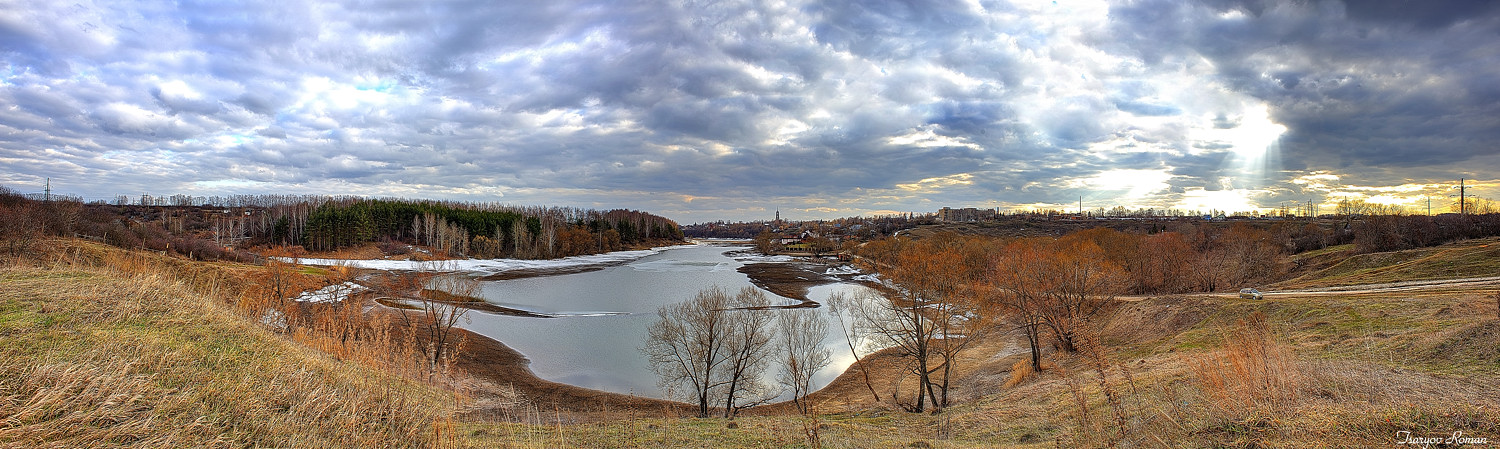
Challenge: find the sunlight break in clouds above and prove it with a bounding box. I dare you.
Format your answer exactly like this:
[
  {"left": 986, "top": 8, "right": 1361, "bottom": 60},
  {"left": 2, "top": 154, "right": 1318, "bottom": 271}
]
[
  {"left": 1200, "top": 104, "right": 1287, "bottom": 189},
  {"left": 1070, "top": 169, "right": 1175, "bottom": 205},
  {"left": 1173, "top": 188, "right": 1266, "bottom": 214}
]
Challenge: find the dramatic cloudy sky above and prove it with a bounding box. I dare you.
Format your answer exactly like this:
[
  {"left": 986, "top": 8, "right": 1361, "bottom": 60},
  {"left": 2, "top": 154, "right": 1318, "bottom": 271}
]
[{"left": 2, "top": 0, "right": 1498, "bottom": 222}]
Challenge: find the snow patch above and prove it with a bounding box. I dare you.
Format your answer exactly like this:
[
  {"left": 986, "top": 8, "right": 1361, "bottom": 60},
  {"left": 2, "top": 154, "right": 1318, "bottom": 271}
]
[
  {"left": 548, "top": 311, "right": 632, "bottom": 317},
  {"left": 260, "top": 309, "right": 287, "bottom": 331},
  {"left": 825, "top": 265, "right": 861, "bottom": 275},
  {"left": 293, "top": 281, "right": 368, "bottom": 303},
  {"left": 630, "top": 259, "right": 734, "bottom": 273},
  {"left": 731, "top": 254, "right": 795, "bottom": 263},
  {"left": 278, "top": 245, "right": 692, "bottom": 275}
]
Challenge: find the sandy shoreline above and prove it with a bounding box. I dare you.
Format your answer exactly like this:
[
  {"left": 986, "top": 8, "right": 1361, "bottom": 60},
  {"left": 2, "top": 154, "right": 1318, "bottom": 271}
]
[{"left": 451, "top": 327, "right": 694, "bottom": 421}]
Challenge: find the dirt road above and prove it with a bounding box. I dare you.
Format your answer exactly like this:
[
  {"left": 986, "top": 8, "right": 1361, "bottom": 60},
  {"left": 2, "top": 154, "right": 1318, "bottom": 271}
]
[{"left": 1122, "top": 276, "right": 1500, "bottom": 301}]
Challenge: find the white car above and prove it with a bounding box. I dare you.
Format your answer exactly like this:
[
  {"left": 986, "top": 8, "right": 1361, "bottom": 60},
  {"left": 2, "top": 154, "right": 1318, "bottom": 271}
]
[{"left": 1239, "top": 288, "right": 1263, "bottom": 300}]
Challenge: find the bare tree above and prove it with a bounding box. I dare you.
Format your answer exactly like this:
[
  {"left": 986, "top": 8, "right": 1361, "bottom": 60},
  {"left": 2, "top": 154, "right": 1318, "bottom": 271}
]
[
  {"left": 777, "top": 308, "right": 831, "bottom": 414},
  {"left": 0, "top": 200, "right": 38, "bottom": 256},
  {"left": 1193, "top": 248, "right": 1228, "bottom": 292},
  {"left": 847, "top": 245, "right": 981, "bottom": 413},
  {"left": 420, "top": 273, "right": 475, "bottom": 370},
  {"left": 844, "top": 285, "right": 938, "bottom": 412},
  {"left": 846, "top": 236, "right": 991, "bottom": 413},
  {"left": 753, "top": 230, "right": 780, "bottom": 255},
  {"left": 643, "top": 286, "right": 781, "bottom": 418},
  {"left": 643, "top": 286, "right": 733, "bottom": 418},
  {"left": 263, "top": 254, "right": 296, "bottom": 309},
  {"left": 719, "top": 288, "right": 778, "bottom": 418},
  {"left": 806, "top": 236, "right": 836, "bottom": 257},
  {"left": 374, "top": 262, "right": 474, "bottom": 373},
  {"left": 988, "top": 239, "right": 1052, "bottom": 372},
  {"left": 1038, "top": 239, "right": 1123, "bottom": 353},
  {"left": 824, "top": 291, "right": 881, "bottom": 402}
]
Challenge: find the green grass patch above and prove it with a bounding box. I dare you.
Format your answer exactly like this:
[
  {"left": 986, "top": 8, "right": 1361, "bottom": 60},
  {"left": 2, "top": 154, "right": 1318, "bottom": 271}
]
[
  {"left": 296, "top": 266, "right": 330, "bottom": 276},
  {"left": 1293, "top": 243, "right": 1355, "bottom": 260},
  {"left": 1279, "top": 238, "right": 1500, "bottom": 288},
  {"left": 421, "top": 288, "right": 488, "bottom": 303}
]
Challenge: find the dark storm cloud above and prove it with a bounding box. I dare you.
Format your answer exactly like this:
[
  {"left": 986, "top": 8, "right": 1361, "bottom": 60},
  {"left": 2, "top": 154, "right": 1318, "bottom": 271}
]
[
  {"left": 1340, "top": 0, "right": 1500, "bottom": 30},
  {"left": 1110, "top": 0, "right": 1500, "bottom": 175}
]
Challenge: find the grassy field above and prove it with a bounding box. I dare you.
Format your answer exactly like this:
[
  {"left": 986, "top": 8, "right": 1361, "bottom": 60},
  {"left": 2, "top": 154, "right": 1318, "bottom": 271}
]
[
  {"left": 1276, "top": 237, "right": 1500, "bottom": 289},
  {"left": 4, "top": 237, "right": 1499, "bottom": 448}
]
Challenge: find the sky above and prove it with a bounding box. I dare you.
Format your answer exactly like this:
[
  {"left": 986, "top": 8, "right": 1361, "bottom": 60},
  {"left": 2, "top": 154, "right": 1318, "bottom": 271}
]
[{"left": 2, "top": 0, "right": 1498, "bottom": 223}]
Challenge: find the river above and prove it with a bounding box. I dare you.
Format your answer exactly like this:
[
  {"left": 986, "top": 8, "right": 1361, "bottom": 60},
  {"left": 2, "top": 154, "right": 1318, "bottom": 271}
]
[{"left": 454, "top": 243, "right": 878, "bottom": 401}]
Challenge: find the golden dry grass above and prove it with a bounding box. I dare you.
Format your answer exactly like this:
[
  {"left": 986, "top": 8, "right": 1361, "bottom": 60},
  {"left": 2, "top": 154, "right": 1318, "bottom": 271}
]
[
  {"left": 1191, "top": 311, "right": 1300, "bottom": 417},
  {"left": 0, "top": 239, "right": 463, "bottom": 448},
  {"left": 6, "top": 238, "right": 1500, "bottom": 448}
]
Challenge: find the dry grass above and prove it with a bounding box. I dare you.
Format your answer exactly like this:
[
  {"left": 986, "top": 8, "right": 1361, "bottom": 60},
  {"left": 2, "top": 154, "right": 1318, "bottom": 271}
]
[
  {"left": 1191, "top": 311, "right": 1300, "bottom": 418},
  {"left": 0, "top": 238, "right": 463, "bottom": 448},
  {"left": 1004, "top": 359, "right": 1036, "bottom": 388},
  {"left": 462, "top": 411, "right": 1017, "bottom": 449},
  {"left": 7, "top": 237, "right": 1499, "bottom": 448},
  {"left": 1003, "top": 358, "right": 1061, "bottom": 389}
]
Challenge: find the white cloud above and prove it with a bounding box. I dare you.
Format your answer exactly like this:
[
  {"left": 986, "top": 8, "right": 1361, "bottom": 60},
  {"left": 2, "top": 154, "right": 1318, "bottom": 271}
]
[
  {"left": 0, "top": 0, "right": 1494, "bottom": 221},
  {"left": 1172, "top": 187, "right": 1265, "bottom": 214}
]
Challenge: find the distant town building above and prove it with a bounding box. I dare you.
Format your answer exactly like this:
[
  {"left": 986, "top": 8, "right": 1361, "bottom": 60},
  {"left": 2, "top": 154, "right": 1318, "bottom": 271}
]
[{"left": 937, "top": 207, "right": 998, "bottom": 222}]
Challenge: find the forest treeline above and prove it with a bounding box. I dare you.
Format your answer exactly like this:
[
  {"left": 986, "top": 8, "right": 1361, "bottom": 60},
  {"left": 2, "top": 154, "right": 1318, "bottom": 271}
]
[
  {"left": 683, "top": 214, "right": 935, "bottom": 239},
  {"left": 1351, "top": 213, "right": 1500, "bottom": 253},
  {"left": 273, "top": 197, "right": 683, "bottom": 256},
  {"left": 0, "top": 187, "right": 683, "bottom": 261}
]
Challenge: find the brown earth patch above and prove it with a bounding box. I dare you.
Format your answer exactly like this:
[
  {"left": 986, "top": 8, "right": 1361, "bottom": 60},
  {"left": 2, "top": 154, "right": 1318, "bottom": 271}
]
[
  {"left": 1100, "top": 295, "right": 1216, "bottom": 346},
  {"left": 475, "top": 265, "right": 609, "bottom": 281},
  {"left": 737, "top": 261, "right": 835, "bottom": 302},
  {"left": 450, "top": 327, "right": 693, "bottom": 422}
]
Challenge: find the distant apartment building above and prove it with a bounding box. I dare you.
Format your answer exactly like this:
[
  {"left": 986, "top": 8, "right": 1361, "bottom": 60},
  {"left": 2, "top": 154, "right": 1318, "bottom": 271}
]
[{"left": 937, "top": 207, "right": 997, "bottom": 222}]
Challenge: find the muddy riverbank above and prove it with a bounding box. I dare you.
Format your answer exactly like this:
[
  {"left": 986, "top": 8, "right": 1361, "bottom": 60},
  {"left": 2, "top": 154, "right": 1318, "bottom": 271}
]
[{"left": 451, "top": 327, "right": 694, "bottom": 422}]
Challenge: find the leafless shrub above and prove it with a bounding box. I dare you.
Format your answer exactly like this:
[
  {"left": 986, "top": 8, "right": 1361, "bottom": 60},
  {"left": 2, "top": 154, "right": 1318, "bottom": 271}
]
[{"left": 421, "top": 274, "right": 477, "bottom": 372}]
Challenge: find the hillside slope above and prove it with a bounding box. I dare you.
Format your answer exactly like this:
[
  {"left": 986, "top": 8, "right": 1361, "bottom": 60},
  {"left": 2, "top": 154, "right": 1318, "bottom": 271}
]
[
  {"left": 1276, "top": 237, "right": 1500, "bottom": 289},
  {"left": 0, "top": 241, "right": 459, "bottom": 448}
]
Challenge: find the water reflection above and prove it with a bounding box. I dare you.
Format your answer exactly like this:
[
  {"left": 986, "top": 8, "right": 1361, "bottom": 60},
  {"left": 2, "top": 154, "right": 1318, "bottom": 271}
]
[{"left": 455, "top": 244, "right": 878, "bottom": 400}]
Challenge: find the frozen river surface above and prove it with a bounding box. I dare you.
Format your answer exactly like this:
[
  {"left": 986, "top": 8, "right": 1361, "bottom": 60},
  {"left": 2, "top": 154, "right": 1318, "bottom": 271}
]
[{"left": 456, "top": 244, "right": 876, "bottom": 400}]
